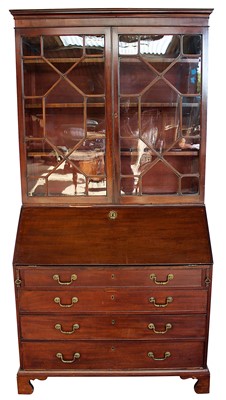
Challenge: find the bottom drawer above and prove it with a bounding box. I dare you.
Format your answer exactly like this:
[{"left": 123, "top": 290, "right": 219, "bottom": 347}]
[{"left": 21, "top": 341, "right": 205, "bottom": 370}]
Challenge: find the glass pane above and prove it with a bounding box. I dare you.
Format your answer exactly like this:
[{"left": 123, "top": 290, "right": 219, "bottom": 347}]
[
  {"left": 47, "top": 162, "right": 84, "bottom": 196},
  {"left": 120, "top": 98, "right": 139, "bottom": 139},
  {"left": 69, "top": 140, "right": 105, "bottom": 177},
  {"left": 26, "top": 139, "right": 59, "bottom": 180},
  {"left": 23, "top": 59, "right": 60, "bottom": 96},
  {"left": 181, "top": 176, "right": 199, "bottom": 194},
  {"left": 44, "top": 35, "right": 84, "bottom": 59},
  {"left": 22, "top": 37, "right": 41, "bottom": 56},
  {"left": 141, "top": 80, "right": 180, "bottom": 104},
  {"left": 23, "top": 33, "right": 107, "bottom": 198},
  {"left": 119, "top": 35, "right": 139, "bottom": 55},
  {"left": 85, "top": 35, "right": 104, "bottom": 55},
  {"left": 87, "top": 98, "right": 106, "bottom": 137},
  {"left": 183, "top": 35, "right": 202, "bottom": 55},
  {"left": 142, "top": 161, "right": 179, "bottom": 194},
  {"left": 164, "top": 58, "right": 201, "bottom": 94},
  {"left": 182, "top": 96, "right": 201, "bottom": 139},
  {"left": 45, "top": 79, "right": 84, "bottom": 104},
  {"left": 28, "top": 177, "right": 47, "bottom": 197},
  {"left": 45, "top": 108, "right": 85, "bottom": 148},
  {"left": 67, "top": 58, "right": 105, "bottom": 95},
  {"left": 120, "top": 58, "right": 157, "bottom": 95},
  {"left": 43, "top": 35, "right": 84, "bottom": 74},
  {"left": 88, "top": 179, "right": 106, "bottom": 195},
  {"left": 118, "top": 33, "right": 202, "bottom": 199},
  {"left": 25, "top": 99, "right": 43, "bottom": 138},
  {"left": 140, "top": 35, "right": 180, "bottom": 57}
]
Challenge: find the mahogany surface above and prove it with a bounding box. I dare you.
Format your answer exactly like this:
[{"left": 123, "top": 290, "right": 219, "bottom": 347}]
[
  {"left": 11, "top": 7, "right": 213, "bottom": 395},
  {"left": 14, "top": 206, "right": 212, "bottom": 266}
]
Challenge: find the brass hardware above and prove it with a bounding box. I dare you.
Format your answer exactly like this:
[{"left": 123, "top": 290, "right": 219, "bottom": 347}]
[
  {"left": 111, "top": 295, "right": 115, "bottom": 300},
  {"left": 55, "top": 323, "right": 80, "bottom": 334},
  {"left": 150, "top": 273, "right": 174, "bottom": 285},
  {"left": 108, "top": 210, "right": 117, "bottom": 220},
  {"left": 205, "top": 277, "right": 211, "bottom": 287},
  {"left": 53, "top": 274, "right": 77, "bottom": 285},
  {"left": 111, "top": 319, "right": 116, "bottom": 325},
  {"left": 15, "top": 271, "right": 22, "bottom": 287},
  {"left": 54, "top": 297, "right": 78, "bottom": 307},
  {"left": 148, "top": 351, "right": 171, "bottom": 361},
  {"left": 15, "top": 278, "right": 22, "bottom": 287},
  {"left": 149, "top": 296, "right": 173, "bottom": 308},
  {"left": 56, "top": 352, "right": 80, "bottom": 363},
  {"left": 148, "top": 323, "right": 172, "bottom": 334},
  {"left": 111, "top": 274, "right": 115, "bottom": 279}
]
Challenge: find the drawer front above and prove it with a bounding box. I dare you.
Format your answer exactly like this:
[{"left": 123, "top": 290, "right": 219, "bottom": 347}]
[
  {"left": 19, "top": 267, "right": 205, "bottom": 288},
  {"left": 21, "top": 341, "right": 205, "bottom": 370},
  {"left": 20, "top": 314, "right": 207, "bottom": 340},
  {"left": 19, "top": 288, "right": 208, "bottom": 313}
]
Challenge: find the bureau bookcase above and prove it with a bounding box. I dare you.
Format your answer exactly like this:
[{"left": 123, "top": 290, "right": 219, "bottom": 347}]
[{"left": 11, "top": 8, "right": 213, "bottom": 394}]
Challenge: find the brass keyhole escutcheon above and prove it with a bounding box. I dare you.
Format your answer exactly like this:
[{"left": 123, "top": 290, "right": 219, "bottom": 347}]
[{"left": 108, "top": 210, "right": 117, "bottom": 220}]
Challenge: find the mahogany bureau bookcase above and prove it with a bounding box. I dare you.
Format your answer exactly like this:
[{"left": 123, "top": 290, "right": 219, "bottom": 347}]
[{"left": 10, "top": 8, "right": 213, "bottom": 395}]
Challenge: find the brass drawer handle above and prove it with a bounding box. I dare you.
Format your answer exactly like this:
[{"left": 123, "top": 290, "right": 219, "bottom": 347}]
[
  {"left": 55, "top": 323, "right": 80, "bottom": 334},
  {"left": 54, "top": 297, "right": 78, "bottom": 307},
  {"left": 56, "top": 352, "right": 80, "bottom": 364},
  {"left": 148, "top": 323, "right": 172, "bottom": 334},
  {"left": 53, "top": 274, "right": 77, "bottom": 285},
  {"left": 150, "top": 273, "right": 174, "bottom": 285},
  {"left": 148, "top": 351, "right": 171, "bottom": 361},
  {"left": 149, "top": 296, "right": 173, "bottom": 308}
]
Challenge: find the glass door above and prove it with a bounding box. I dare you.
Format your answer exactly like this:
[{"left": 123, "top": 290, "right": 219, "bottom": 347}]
[
  {"left": 115, "top": 29, "right": 203, "bottom": 203},
  {"left": 21, "top": 28, "right": 112, "bottom": 203}
]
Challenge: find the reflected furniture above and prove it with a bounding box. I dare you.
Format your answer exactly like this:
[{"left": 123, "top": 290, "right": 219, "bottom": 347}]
[{"left": 11, "top": 8, "right": 213, "bottom": 394}]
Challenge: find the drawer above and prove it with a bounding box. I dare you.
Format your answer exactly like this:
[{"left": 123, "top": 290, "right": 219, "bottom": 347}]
[
  {"left": 18, "top": 288, "right": 208, "bottom": 313},
  {"left": 20, "top": 314, "right": 207, "bottom": 340},
  {"left": 18, "top": 266, "right": 205, "bottom": 288},
  {"left": 21, "top": 340, "right": 205, "bottom": 370}
]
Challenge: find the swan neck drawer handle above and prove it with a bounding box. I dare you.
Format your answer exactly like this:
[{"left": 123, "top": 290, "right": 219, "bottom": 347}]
[
  {"left": 54, "top": 297, "right": 78, "bottom": 307},
  {"left": 53, "top": 274, "right": 77, "bottom": 285},
  {"left": 149, "top": 273, "right": 174, "bottom": 285},
  {"left": 55, "top": 323, "right": 80, "bottom": 334},
  {"left": 56, "top": 352, "right": 80, "bottom": 363},
  {"left": 148, "top": 351, "right": 171, "bottom": 361},
  {"left": 148, "top": 323, "right": 172, "bottom": 334},
  {"left": 149, "top": 296, "right": 173, "bottom": 308}
]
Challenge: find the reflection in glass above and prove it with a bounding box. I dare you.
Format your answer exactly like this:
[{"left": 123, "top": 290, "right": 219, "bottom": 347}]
[
  {"left": 23, "top": 60, "right": 60, "bottom": 97},
  {"left": 47, "top": 163, "right": 83, "bottom": 196},
  {"left": 119, "top": 35, "right": 139, "bottom": 55},
  {"left": 183, "top": 35, "right": 201, "bottom": 55},
  {"left": 23, "top": 37, "right": 41, "bottom": 56},
  {"left": 165, "top": 59, "right": 201, "bottom": 94},
  {"left": 119, "top": 33, "right": 202, "bottom": 197},
  {"left": 182, "top": 96, "right": 201, "bottom": 139},
  {"left": 140, "top": 35, "right": 180, "bottom": 57},
  {"left": 120, "top": 58, "right": 157, "bottom": 94},
  {"left": 44, "top": 35, "right": 84, "bottom": 59},
  {"left": 23, "top": 34, "right": 106, "bottom": 198},
  {"left": 85, "top": 35, "right": 104, "bottom": 55},
  {"left": 141, "top": 161, "right": 179, "bottom": 195},
  {"left": 45, "top": 108, "right": 85, "bottom": 148},
  {"left": 25, "top": 99, "right": 43, "bottom": 138},
  {"left": 181, "top": 176, "right": 199, "bottom": 194},
  {"left": 67, "top": 58, "right": 105, "bottom": 95}
]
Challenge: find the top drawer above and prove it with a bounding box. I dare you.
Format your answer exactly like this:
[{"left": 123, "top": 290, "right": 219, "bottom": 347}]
[{"left": 16, "top": 266, "right": 207, "bottom": 288}]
